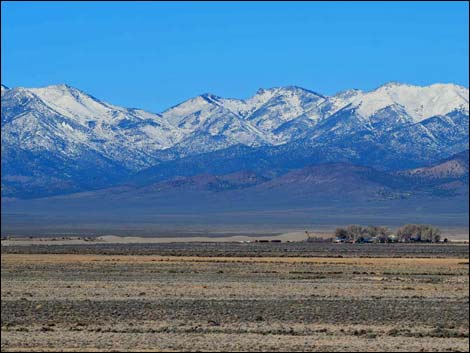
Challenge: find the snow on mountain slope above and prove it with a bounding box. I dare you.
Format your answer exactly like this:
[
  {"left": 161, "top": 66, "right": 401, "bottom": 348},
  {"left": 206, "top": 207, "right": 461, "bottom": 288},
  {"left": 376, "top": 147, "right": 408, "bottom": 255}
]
[
  {"left": 164, "top": 86, "right": 329, "bottom": 144},
  {"left": 29, "top": 84, "right": 118, "bottom": 124},
  {"left": 2, "top": 81, "right": 469, "bottom": 198},
  {"left": 243, "top": 86, "right": 327, "bottom": 142},
  {"left": 4, "top": 82, "right": 468, "bottom": 162},
  {"left": 162, "top": 93, "right": 270, "bottom": 147},
  {"left": 2, "top": 84, "right": 180, "bottom": 169},
  {"left": 336, "top": 82, "right": 469, "bottom": 122}
]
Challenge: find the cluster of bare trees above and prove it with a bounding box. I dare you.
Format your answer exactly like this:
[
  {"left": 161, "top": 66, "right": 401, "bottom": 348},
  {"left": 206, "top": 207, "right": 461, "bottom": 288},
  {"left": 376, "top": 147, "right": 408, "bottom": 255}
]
[
  {"left": 334, "top": 225, "right": 392, "bottom": 243},
  {"left": 334, "top": 224, "right": 442, "bottom": 243},
  {"left": 395, "top": 224, "right": 441, "bottom": 243}
]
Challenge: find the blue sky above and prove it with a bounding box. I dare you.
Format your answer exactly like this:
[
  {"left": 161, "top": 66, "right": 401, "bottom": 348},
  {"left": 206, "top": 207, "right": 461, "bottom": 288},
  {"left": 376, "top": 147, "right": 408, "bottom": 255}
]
[{"left": 2, "top": 1, "right": 468, "bottom": 112}]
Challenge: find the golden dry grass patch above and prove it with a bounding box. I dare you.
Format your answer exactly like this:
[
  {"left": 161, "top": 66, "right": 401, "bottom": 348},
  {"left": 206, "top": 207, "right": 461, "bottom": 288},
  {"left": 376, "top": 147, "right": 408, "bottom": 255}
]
[{"left": 2, "top": 253, "right": 468, "bottom": 267}]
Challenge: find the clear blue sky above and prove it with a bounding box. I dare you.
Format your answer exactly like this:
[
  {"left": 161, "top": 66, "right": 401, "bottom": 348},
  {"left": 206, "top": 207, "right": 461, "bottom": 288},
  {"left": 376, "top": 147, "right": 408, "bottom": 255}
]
[{"left": 2, "top": 1, "right": 468, "bottom": 112}]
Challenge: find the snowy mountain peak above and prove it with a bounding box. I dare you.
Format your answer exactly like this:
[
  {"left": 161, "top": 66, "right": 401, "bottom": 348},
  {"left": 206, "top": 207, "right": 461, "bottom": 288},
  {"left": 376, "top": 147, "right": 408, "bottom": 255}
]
[
  {"left": 378, "top": 81, "right": 413, "bottom": 89},
  {"left": 26, "top": 84, "right": 115, "bottom": 124},
  {"left": 3, "top": 81, "right": 468, "bottom": 156},
  {"left": 283, "top": 85, "right": 326, "bottom": 98},
  {"left": 334, "top": 88, "right": 362, "bottom": 99},
  {"left": 253, "top": 85, "right": 324, "bottom": 98},
  {"left": 29, "top": 83, "right": 97, "bottom": 99},
  {"left": 2, "top": 81, "right": 469, "bottom": 198},
  {"left": 342, "top": 82, "right": 469, "bottom": 121},
  {"left": 200, "top": 93, "right": 224, "bottom": 103},
  {"left": 47, "top": 83, "right": 74, "bottom": 90}
]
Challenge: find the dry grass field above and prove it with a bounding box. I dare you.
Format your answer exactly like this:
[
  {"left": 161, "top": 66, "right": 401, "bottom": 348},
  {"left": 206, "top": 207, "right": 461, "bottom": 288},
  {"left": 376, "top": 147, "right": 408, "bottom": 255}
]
[{"left": 1, "top": 243, "right": 469, "bottom": 352}]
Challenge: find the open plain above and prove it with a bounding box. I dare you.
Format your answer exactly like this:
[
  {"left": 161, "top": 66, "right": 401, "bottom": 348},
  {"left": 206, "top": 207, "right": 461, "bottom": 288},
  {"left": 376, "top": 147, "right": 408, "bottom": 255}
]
[{"left": 1, "top": 242, "right": 469, "bottom": 352}]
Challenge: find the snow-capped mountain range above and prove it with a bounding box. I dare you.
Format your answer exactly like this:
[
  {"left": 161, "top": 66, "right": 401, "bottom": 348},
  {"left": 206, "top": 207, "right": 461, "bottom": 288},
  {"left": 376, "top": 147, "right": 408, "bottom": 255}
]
[{"left": 1, "top": 82, "right": 469, "bottom": 198}]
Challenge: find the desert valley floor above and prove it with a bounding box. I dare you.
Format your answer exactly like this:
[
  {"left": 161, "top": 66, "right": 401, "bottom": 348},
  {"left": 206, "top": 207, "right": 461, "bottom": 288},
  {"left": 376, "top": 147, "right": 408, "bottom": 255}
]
[{"left": 1, "top": 241, "right": 469, "bottom": 352}]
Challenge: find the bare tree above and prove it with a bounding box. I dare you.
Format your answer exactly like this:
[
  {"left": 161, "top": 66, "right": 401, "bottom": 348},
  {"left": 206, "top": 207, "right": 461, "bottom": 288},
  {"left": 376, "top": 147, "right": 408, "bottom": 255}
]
[
  {"left": 334, "top": 227, "right": 349, "bottom": 240},
  {"left": 377, "top": 226, "right": 392, "bottom": 243},
  {"left": 345, "top": 225, "right": 365, "bottom": 241}
]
